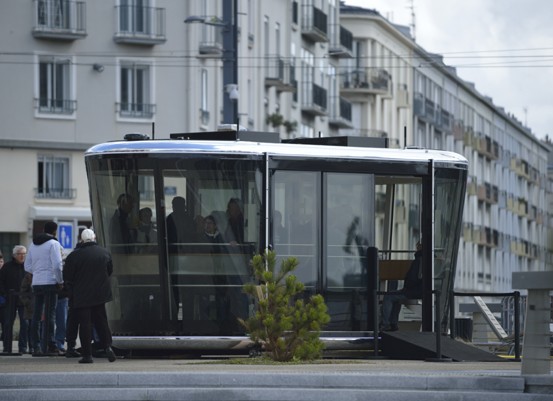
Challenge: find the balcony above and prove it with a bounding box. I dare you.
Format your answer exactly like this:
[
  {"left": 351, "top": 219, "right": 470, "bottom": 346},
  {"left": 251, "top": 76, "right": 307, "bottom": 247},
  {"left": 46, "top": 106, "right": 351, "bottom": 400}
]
[
  {"left": 413, "top": 92, "right": 424, "bottom": 116},
  {"left": 464, "top": 126, "right": 474, "bottom": 147},
  {"left": 301, "top": 3, "right": 328, "bottom": 43},
  {"left": 114, "top": 5, "right": 166, "bottom": 45},
  {"left": 511, "top": 157, "right": 530, "bottom": 180},
  {"left": 35, "top": 98, "right": 77, "bottom": 115},
  {"left": 517, "top": 198, "right": 528, "bottom": 217},
  {"left": 196, "top": 25, "right": 223, "bottom": 56},
  {"left": 301, "top": 82, "right": 327, "bottom": 116},
  {"left": 452, "top": 119, "right": 464, "bottom": 141},
  {"left": 116, "top": 102, "right": 156, "bottom": 119},
  {"left": 424, "top": 98, "right": 435, "bottom": 121},
  {"left": 441, "top": 109, "right": 452, "bottom": 132},
  {"left": 328, "top": 96, "right": 353, "bottom": 129},
  {"left": 476, "top": 183, "right": 498, "bottom": 204},
  {"left": 32, "top": 0, "right": 87, "bottom": 40},
  {"left": 328, "top": 25, "right": 353, "bottom": 58},
  {"left": 484, "top": 228, "right": 499, "bottom": 248},
  {"left": 265, "top": 56, "right": 296, "bottom": 92},
  {"left": 475, "top": 134, "right": 499, "bottom": 160},
  {"left": 467, "top": 176, "right": 477, "bottom": 196},
  {"left": 340, "top": 68, "right": 391, "bottom": 100},
  {"left": 34, "top": 187, "right": 76, "bottom": 200}
]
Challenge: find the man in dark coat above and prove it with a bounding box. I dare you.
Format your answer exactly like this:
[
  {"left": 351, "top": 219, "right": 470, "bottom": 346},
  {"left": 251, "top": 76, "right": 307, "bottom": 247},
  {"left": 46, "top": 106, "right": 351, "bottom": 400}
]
[
  {"left": 0, "top": 246, "right": 28, "bottom": 353},
  {"left": 63, "top": 229, "right": 116, "bottom": 364},
  {"left": 380, "top": 242, "right": 423, "bottom": 332}
]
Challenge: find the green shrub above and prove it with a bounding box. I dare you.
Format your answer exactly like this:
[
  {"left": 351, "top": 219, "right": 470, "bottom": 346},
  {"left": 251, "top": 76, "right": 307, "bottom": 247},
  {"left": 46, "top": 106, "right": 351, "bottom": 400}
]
[{"left": 241, "top": 250, "right": 330, "bottom": 362}]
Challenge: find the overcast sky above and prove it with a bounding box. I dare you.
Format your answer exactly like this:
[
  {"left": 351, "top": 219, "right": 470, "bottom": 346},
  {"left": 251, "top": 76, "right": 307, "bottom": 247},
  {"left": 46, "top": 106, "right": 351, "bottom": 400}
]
[{"left": 343, "top": 0, "right": 553, "bottom": 140}]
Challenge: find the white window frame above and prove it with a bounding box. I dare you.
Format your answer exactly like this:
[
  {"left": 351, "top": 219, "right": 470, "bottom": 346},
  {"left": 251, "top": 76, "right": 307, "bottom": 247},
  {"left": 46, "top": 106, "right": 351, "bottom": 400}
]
[
  {"left": 118, "top": 0, "right": 152, "bottom": 34},
  {"left": 116, "top": 58, "right": 155, "bottom": 121},
  {"left": 37, "top": 0, "right": 72, "bottom": 29},
  {"left": 37, "top": 155, "right": 71, "bottom": 199},
  {"left": 35, "top": 54, "right": 76, "bottom": 119}
]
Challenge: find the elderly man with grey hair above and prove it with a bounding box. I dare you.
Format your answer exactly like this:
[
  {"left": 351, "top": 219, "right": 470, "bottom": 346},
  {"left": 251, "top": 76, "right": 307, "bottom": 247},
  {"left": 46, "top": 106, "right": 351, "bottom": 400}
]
[
  {"left": 0, "top": 245, "right": 28, "bottom": 353},
  {"left": 63, "top": 229, "right": 116, "bottom": 363}
]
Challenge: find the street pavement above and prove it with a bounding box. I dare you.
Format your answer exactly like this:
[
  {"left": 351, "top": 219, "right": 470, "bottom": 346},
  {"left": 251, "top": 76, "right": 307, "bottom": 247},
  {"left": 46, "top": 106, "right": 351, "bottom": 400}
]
[{"left": 1, "top": 346, "right": 552, "bottom": 401}]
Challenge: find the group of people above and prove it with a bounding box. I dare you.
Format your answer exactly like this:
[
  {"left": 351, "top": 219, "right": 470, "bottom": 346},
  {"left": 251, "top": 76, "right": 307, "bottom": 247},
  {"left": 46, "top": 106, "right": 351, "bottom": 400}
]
[
  {"left": 0, "top": 221, "right": 116, "bottom": 364},
  {"left": 109, "top": 193, "right": 247, "bottom": 251},
  {"left": 109, "top": 193, "right": 158, "bottom": 252},
  {"left": 167, "top": 196, "right": 246, "bottom": 247}
]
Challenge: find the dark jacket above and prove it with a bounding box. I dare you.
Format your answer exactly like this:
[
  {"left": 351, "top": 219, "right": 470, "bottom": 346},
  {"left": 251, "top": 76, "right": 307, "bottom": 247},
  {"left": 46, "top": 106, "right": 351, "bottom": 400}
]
[
  {"left": 63, "top": 241, "right": 113, "bottom": 309},
  {"left": 402, "top": 250, "right": 423, "bottom": 299},
  {"left": 0, "top": 258, "right": 26, "bottom": 306},
  {"left": 19, "top": 273, "right": 33, "bottom": 320}
]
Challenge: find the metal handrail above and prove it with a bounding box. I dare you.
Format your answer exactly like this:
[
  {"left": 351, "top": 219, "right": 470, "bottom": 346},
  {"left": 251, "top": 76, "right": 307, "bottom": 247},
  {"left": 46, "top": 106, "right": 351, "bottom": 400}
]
[{"left": 449, "top": 290, "right": 521, "bottom": 361}]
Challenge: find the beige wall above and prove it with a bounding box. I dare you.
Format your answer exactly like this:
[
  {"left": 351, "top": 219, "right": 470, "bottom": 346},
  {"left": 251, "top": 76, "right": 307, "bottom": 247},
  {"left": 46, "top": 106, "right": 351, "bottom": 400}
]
[{"left": 0, "top": 148, "right": 37, "bottom": 232}]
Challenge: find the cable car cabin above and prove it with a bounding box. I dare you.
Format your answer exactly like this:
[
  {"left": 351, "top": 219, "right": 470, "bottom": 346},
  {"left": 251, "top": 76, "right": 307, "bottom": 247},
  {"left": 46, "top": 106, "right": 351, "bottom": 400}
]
[{"left": 84, "top": 131, "right": 467, "bottom": 352}]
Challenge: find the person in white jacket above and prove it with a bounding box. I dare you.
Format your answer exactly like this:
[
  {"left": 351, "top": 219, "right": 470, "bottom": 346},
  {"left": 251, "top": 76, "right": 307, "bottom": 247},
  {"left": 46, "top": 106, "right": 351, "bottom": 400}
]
[{"left": 24, "top": 221, "right": 64, "bottom": 356}]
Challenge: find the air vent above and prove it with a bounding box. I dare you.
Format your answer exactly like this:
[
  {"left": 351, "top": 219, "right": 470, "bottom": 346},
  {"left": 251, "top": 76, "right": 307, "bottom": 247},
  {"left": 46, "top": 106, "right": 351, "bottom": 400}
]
[
  {"left": 283, "top": 136, "right": 388, "bottom": 148},
  {"left": 124, "top": 133, "right": 150, "bottom": 141}
]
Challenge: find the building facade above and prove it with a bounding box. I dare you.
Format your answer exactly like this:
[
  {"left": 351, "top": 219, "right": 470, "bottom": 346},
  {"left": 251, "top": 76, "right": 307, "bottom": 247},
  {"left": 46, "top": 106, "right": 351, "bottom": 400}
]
[{"left": 0, "top": 1, "right": 550, "bottom": 294}]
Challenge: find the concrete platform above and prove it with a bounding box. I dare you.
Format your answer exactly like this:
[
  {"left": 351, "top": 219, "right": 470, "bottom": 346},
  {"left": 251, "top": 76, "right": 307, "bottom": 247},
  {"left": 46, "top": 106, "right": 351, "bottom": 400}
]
[{"left": 0, "top": 352, "right": 552, "bottom": 401}]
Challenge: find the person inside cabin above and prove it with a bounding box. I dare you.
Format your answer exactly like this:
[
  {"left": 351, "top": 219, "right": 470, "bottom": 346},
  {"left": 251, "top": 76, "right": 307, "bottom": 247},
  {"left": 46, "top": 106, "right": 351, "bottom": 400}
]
[
  {"left": 202, "top": 215, "right": 223, "bottom": 244},
  {"left": 272, "top": 210, "right": 286, "bottom": 244},
  {"left": 380, "top": 241, "right": 423, "bottom": 332},
  {"left": 135, "top": 207, "right": 156, "bottom": 244},
  {"left": 109, "top": 193, "right": 134, "bottom": 251},
  {"left": 166, "top": 196, "right": 194, "bottom": 251},
  {"left": 224, "top": 198, "right": 244, "bottom": 245}
]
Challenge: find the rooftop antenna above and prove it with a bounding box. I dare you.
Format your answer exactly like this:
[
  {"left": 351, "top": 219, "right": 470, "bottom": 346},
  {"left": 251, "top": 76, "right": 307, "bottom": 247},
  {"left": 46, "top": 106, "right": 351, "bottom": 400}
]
[
  {"left": 523, "top": 107, "right": 528, "bottom": 126},
  {"left": 408, "top": 0, "right": 416, "bottom": 41}
]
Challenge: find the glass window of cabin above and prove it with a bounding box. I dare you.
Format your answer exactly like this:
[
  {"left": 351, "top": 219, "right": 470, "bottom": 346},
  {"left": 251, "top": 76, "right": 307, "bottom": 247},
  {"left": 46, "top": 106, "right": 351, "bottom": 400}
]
[
  {"left": 324, "top": 173, "right": 373, "bottom": 289},
  {"left": 162, "top": 156, "right": 262, "bottom": 335},
  {"left": 271, "top": 170, "right": 319, "bottom": 288},
  {"left": 86, "top": 157, "right": 161, "bottom": 332},
  {"left": 434, "top": 167, "right": 466, "bottom": 326}
]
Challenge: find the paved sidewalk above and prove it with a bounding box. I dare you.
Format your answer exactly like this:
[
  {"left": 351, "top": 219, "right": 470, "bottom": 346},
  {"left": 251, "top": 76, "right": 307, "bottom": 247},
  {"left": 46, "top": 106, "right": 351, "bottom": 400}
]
[{"left": 0, "top": 351, "right": 545, "bottom": 375}]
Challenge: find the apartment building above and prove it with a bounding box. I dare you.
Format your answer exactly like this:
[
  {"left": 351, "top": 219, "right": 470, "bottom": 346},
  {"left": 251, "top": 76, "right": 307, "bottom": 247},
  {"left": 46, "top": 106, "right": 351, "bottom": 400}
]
[
  {"left": 0, "top": 0, "right": 550, "bottom": 295},
  {"left": 339, "top": 4, "right": 551, "bottom": 297},
  {"left": 0, "top": 0, "right": 190, "bottom": 255}
]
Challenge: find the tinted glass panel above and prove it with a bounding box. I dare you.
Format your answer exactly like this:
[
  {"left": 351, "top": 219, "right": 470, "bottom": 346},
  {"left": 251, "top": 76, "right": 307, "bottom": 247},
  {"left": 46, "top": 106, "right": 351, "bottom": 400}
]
[{"left": 271, "top": 170, "right": 319, "bottom": 287}]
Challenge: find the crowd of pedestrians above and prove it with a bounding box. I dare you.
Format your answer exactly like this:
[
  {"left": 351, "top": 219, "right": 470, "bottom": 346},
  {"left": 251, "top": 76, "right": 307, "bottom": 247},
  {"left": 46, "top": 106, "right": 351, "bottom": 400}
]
[{"left": 0, "top": 222, "right": 115, "bottom": 364}]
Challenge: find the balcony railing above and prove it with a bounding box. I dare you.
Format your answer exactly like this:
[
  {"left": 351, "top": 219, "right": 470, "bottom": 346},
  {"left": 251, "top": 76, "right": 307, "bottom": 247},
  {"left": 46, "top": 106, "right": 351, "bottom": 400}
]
[
  {"left": 301, "top": 3, "right": 328, "bottom": 42},
  {"left": 114, "top": 5, "right": 166, "bottom": 45},
  {"left": 476, "top": 183, "right": 499, "bottom": 204},
  {"left": 424, "top": 98, "right": 435, "bottom": 121},
  {"left": 198, "top": 25, "right": 223, "bottom": 56},
  {"left": 340, "top": 68, "right": 391, "bottom": 98},
  {"left": 452, "top": 119, "right": 464, "bottom": 140},
  {"left": 35, "top": 98, "right": 77, "bottom": 114},
  {"left": 301, "top": 82, "right": 327, "bottom": 116},
  {"left": 414, "top": 92, "right": 424, "bottom": 116},
  {"left": 265, "top": 56, "right": 296, "bottom": 92},
  {"left": 329, "top": 25, "right": 353, "bottom": 58},
  {"left": 328, "top": 96, "right": 353, "bottom": 128},
  {"left": 441, "top": 109, "right": 452, "bottom": 131},
  {"left": 117, "top": 102, "right": 156, "bottom": 118},
  {"left": 34, "top": 187, "right": 76, "bottom": 199},
  {"left": 33, "top": 0, "right": 87, "bottom": 40}
]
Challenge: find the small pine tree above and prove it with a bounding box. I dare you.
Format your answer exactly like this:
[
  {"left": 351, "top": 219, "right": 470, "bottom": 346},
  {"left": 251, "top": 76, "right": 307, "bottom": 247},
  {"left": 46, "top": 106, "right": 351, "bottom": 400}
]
[{"left": 241, "top": 250, "right": 330, "bottom": 362}]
